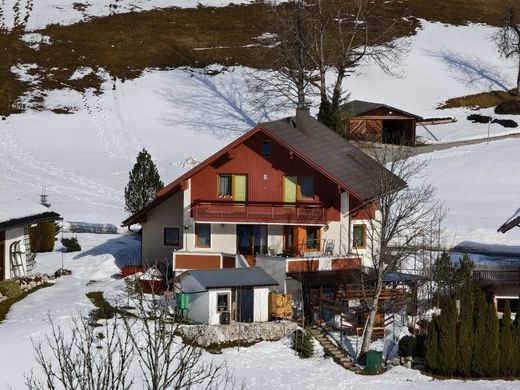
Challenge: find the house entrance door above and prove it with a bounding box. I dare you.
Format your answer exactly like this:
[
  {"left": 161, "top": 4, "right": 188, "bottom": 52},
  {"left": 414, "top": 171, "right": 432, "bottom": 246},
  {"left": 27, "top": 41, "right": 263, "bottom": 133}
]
[{"left": 236, "top": 225, "right": 267, "bottom": 256}]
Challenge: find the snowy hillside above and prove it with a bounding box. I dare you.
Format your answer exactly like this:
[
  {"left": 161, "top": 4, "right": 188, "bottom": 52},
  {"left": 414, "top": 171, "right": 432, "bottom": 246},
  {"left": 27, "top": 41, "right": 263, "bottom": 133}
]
[
  {"left": 0, "top": 0, "right": 258, "bottom": 30},
  {"left": 2, "top": 19, "right": 520, "bottom": 247}
]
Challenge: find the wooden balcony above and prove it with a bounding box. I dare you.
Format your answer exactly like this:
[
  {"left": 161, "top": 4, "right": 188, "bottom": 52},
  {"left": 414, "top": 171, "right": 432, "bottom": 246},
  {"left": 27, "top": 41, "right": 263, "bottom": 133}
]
[{"left": 191, "top": 200, "right": 327, "bottom": 224}]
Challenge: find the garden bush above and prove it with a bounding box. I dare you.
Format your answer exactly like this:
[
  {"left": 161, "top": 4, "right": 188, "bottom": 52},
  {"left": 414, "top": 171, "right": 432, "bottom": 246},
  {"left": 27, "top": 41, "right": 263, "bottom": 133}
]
[
  {"left": 61, "top": 237, "right": 81, "bottom": 252},
  {"left": 30, "top": 222, "right": 56, "bottom": 252},
  {"left": 0, "top": 280, "right": 21, "bottom": 299}
]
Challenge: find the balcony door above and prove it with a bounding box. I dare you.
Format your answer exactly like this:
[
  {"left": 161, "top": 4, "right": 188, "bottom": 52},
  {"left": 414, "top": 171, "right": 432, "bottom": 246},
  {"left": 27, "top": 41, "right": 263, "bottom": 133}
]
[{"left": 237, "top": 225, "right": 267, "bottom": 256}]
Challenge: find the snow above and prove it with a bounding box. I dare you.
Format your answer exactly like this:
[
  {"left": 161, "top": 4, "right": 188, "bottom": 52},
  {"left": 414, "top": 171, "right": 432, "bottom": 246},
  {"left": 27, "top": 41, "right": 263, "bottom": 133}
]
[
  {"left": 0, "top": 0, "right": 260, "bottom": 30},
  {"left": 0, "top": 198, "right": 56, "bottom": 223}
]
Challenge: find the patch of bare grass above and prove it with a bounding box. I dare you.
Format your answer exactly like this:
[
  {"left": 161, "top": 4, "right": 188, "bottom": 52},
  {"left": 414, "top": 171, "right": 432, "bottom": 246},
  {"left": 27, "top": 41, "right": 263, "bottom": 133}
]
[{"left": 438, "top": 90, "right": 516, "bottom": 110}]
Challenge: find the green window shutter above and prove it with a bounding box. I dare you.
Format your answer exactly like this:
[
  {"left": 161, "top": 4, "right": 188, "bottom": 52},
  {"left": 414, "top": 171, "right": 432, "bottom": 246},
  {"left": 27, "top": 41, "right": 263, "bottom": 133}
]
[
  {"left": 233, "top": 175, "right": 247, "bottom": 202},
  {"left": 284, "top": 176, "right": 297, "bottom": 203}
]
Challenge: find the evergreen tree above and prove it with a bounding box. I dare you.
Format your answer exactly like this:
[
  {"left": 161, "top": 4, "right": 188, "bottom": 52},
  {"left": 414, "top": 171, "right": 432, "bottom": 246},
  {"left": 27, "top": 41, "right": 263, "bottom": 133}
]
[
  {"left": 472, "top": 292, "right": 488, "bottom": 376},
  {"left": 456, "top": 284, "right": 473, "bottom": 376},
  {"left": 124, "top": 148, "right": 164, "bottom": 216},
  {"left": 500, "top": 300, "right": 514, "bottom": 376},
  {"left": 438, "top": 299, "right": 457, "bottom": 375},
  {"left": 513, "top": 305, "right": 520, "bottom": 375},
  {"left": 484, "top": 299, "right": 500, "bottom": 376},
  {"left": 425, "top": 316, "right": 440, "bottom": 373}
]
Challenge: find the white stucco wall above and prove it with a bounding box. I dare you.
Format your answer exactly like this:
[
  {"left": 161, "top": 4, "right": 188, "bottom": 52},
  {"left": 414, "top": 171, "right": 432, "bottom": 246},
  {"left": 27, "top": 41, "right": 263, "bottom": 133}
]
[
  {"left": 185, "top": 223, "right": 236, "bottom": 253},
  {"left": 3, "top": 227, "right": 27, "bottom": 280},
  {"left": 253, "top": 287, "right": 269, "bottom": 322},
  {"left": 267, "top": 225, "right": 283, "bottom": 255},
  {"left": 141, "top": 190, "right": 184, "bottom": 265},
  {"left": 186, "top": 292, "right": 209, "bottom": 324}
]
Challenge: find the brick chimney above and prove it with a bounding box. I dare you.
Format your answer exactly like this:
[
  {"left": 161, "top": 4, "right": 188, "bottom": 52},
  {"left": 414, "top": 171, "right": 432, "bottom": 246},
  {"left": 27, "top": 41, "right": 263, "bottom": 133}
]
[{"left": 295, "top": 104, "right": 311, "bottom": 137}]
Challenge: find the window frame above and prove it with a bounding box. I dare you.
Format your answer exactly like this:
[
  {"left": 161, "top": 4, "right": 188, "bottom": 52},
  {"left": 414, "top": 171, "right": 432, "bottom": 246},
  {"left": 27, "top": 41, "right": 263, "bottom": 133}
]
[
  {"left": 352, "top": 224, "right": 366, "bottom": 249},
  {"left": 218, "top": 174, "right": 233, "bottom": 198},
  {"left": 305, "top": 226, "right": 320, "bottom": 251},
  {"left": 297, "top": 176, "right": 315, "bottom": 200},
  {"left": 216, "top": 293, "right": 230, "bottom": 313},
  {"left": 195, "top": 223, "right": 211, "bottom": 248},
  {"left": 163, "top": 227, "right": 180, "bottom": 246},
  {"left": 261, "top": 140, "right": 272, "bottom": 156}
]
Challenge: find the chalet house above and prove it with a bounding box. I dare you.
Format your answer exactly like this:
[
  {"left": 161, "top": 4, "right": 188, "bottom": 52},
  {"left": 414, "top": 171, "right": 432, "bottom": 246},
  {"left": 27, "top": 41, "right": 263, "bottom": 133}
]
[
  {"left": 123, "top": 108, "right": 406, "bottom": 307},
  {"left": 339, "top": 100, "right": 422, "bottom": 146},
  {"left": 0, "top": 200, "right": 60, "bottom": 280}
]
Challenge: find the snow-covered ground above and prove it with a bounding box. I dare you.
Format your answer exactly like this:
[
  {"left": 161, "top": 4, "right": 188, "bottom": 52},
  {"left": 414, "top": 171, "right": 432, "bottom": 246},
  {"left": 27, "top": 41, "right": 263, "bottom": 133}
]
[
  {"left": 2, "top": 20, "right": 520, "bottom": 247},
  {"left": 0, "top": 233, "right": 519, "bottom": 389},
  {"left": 0, "top": 0, "right": 260, "bottom": 30}
]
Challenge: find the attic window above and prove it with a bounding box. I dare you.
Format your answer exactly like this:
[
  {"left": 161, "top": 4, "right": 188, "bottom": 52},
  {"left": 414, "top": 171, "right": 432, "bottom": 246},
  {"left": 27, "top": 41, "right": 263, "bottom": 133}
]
[{"left": 261, "top": 140, "right": 271, "bottom": 156}]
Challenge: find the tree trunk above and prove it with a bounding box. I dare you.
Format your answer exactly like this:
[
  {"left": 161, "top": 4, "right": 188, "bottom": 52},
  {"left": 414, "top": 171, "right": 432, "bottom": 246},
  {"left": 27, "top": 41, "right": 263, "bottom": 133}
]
[{"left": 360, "top": 280, "right": 383, "bottom": 357}]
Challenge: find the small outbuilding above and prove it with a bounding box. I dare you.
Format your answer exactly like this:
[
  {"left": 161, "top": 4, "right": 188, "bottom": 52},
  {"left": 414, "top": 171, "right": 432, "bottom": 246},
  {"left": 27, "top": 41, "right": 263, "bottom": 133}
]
[
  {"left": 179, "top": 267, "right": 277, "bottom": 325},
  {"left": 339, "top": 100, "right": 422, "bottom": 146},
  {"left": 0, "top": 199, "right": 60, "bottom": 280}
]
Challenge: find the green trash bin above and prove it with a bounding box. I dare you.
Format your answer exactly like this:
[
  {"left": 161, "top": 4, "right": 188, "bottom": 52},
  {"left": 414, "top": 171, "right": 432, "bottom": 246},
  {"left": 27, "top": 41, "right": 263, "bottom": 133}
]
[
  {"left": 179, "top": 293, "right": 189, "bottom": 310},
  {"left": 365, "top": 350, "right": 382, "bottom": 373}
]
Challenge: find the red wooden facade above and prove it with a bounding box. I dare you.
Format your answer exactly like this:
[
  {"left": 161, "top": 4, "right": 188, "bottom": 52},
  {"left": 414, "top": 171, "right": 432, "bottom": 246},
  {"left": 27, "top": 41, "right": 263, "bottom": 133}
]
[{"left": 189, "top": 129, "right": 373, "bottom": 223}]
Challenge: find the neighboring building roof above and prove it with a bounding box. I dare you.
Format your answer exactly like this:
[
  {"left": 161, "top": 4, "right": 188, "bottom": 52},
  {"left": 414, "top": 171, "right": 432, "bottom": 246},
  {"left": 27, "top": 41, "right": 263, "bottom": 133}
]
[
  {"left": 0, "top": 199, "right": 61, "bottom": 230},
  {"left": 383, "top": 271, "right": 424, "bottom": 283},
  {"left": 122, "top": 112, "right": 406, "bottom": 226},
  {"left": 181, "top": 267, "right": 277, "bottom": 290},
  {"left": 498, "top": 208, "right": 520, "bottom": 233},
  {"left": 341, "top": 100, "right": 422, "bottom": 120}
]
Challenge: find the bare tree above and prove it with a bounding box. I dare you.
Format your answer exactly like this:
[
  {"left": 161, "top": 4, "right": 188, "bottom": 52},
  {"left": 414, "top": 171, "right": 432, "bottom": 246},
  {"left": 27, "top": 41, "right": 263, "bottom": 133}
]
[
  {"left": 355, "top": 145, "right": 443, "bottom": 356},
  {"left": 260, "top": 0, "right": 409, "bottom": 131},
  {"left": 494, "top": 1, "right": 520, "bottom": 97},
  {"left": 26, "top": 289, "right": 240, "bottom": 390}
]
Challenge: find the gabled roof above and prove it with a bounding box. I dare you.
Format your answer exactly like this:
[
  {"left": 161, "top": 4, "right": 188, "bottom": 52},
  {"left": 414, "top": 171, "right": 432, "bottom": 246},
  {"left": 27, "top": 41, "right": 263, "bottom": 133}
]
[
  {"left": 181, "top": 267, "right": 277, "bottom": 290},
  {"left": 341, "top": 100, "right": 422, "bottom": 120},
  {"left": 122, "top": 114, "right": 406, "bottom": 226},
  {"left": 0, "top": 199, "right": 61, "bottom": 230},
  {"left": 498, "top": 208, "right": 520, "bottom": 233}
]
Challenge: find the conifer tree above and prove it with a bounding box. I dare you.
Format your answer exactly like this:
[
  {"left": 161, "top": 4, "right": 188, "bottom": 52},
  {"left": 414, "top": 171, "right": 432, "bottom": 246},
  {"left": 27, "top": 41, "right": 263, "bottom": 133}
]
[
  {"left": 425, "top": 316, "right": 440, "bottom": 373},
  {"left": 457, "top": 284, "right": 473, "bottom": 376},
  {"left": 438, "top": 299, "right": 457, "bottom": 375},
  {"left": 500, "top": 300, "right": 514, "bottom": 376},
  {"left": 484, "top": 298, "right": 500, "bottom": 376},
  {"left": 472, "top": 292, "right": 488, "bottom": 376},
  {"left": 124, "top": 148, "right": 164, "bottom": 216},
  {"left": 513, "top": 305, "right": 520, "bottom": 375}
]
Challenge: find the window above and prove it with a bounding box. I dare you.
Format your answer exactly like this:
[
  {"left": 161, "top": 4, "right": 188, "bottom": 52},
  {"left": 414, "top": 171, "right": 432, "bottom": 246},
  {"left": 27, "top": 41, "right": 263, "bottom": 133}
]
[
  {"left": 195, "top": 223, "right": 211, "bottom": 248},
  {"left": 217, "top": 293, "right": 229, "bottom": 312},
  {"left": 306, "top": 226, "right": 320, "bottom": 250},
  {"left": 218, "top": 175, "right": 232, "bottom": 197},
  {"left": 163, "top": 227, "right": 180, "bottom": 246},
  {"left": 298, "top": 176, "right": 314, "bottom": 199},
  {"left": 352, "top": 225, "right": 366, "bottom": 248},
  {"left": 218, "top": 174, "right": 247, "bottom": 201},
  {"left": 261, "top": 140, "right": 271, "bottom": 156}
]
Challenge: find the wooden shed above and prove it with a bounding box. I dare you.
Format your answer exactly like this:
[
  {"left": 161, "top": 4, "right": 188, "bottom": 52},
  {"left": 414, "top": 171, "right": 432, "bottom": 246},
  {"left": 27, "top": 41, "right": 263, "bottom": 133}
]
[{"left": 339, "top": 100, "right": 422, "bottom": 146}]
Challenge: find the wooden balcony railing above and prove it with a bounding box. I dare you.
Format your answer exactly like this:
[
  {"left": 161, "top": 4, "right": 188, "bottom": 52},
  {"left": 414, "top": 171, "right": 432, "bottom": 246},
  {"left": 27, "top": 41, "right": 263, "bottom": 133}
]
[{"left": 191, "top": 200, "right": 327, "bottom": 224}]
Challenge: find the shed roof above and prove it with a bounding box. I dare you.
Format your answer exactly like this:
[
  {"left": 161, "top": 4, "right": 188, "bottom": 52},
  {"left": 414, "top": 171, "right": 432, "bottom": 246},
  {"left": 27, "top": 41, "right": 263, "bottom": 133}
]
[
  {"left": 182, "top": 267, "right": 277, "bottom": 290},
  {"left": 0, "top": 199, "right": 61, "bottom": 230},
  {"left": 342, "top": 100, "right": 422, "bottom": 120}
]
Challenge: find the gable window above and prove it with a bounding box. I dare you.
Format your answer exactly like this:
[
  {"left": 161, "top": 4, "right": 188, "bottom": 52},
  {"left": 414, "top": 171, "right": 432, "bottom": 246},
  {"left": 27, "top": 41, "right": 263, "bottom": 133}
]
[
  {"left": 217, "top": 293, "right": 229, "bottom": 312},
  {"left": 306, "top": 226, "right": 320, "bottom": 250},
  {"left": 352, "top": 225, "right": 366, "bottom": 249},
  {"left": 219, "top": 175, "right": 232, "bottom": 197},
  {"left": 261, "top": 140, "right": 271, "bottom": 156},
  {"left": 195, "top": 223, "right": 211, "bottom": 248},
  {"left": 164, "top": 227, "right": 180, "bottom": 246},
  {"left": 298, "top": 176, "right": 315, "bottom": 199}
]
